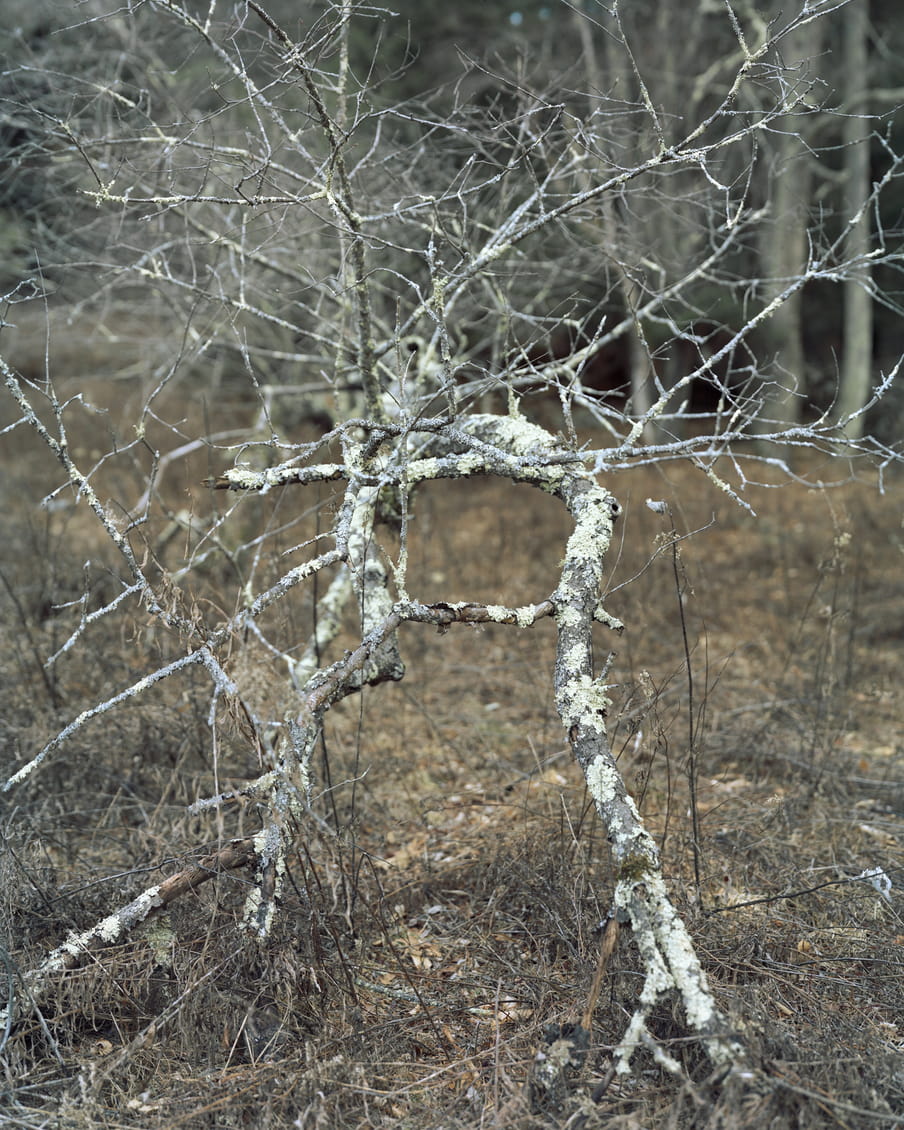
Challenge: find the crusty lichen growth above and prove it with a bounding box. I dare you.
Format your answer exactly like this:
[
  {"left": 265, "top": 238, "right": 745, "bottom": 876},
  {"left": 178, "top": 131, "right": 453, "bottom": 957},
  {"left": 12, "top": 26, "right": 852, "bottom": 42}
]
[
  {"left": 98, "top": 914, "right": 123, "bottom": 943},
  {"left": 243, "top": 822, "right": 289, "bottom": 938},
  {"left": 513, "top": 605, "right": 536, "bottom": 628},
  {"left": 555, "top": 604, "right": 584, "bottom": 630},
  {"left": 477, "top": 413, "right": 560, "bottom": 456},
  {"left": 42, "top": 884, "right": 165, "bottom": 973},
  {"left": 559, "top": 635, "right": 582, "bottom": 662},
  {"left": 583, "top": 754, "right": 650, "bottom": 858},
  {"left": 558, "top": 673, "right": 610, "bottom": 732},
  {"left": 561, "top": 486, "right": 619, "bottom": 566},
  {"left": 143, "top": 917, "right": 177, "bottom": 968},
  {"left": 593, "top": 604, "right": 624, "bottom": 632},
  {"left": 611, "top": 867, "right": 743, "bottom": 1074},
  {"left": 662, "top": 913, "right": 719, "bottom": 1032},
  {"left": 484, "top": 604, "right": 509, "bottom": 624}
]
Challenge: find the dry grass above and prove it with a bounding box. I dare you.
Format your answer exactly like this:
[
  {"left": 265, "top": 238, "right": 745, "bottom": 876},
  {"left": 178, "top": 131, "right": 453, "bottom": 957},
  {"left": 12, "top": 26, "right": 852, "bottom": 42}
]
[{"left": 1, "top": 358, "right": 902, "bottom": 1128}]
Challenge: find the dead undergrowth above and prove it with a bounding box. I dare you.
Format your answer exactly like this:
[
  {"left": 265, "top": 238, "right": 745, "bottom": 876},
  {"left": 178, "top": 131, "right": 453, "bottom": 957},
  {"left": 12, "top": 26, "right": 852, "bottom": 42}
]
[{"left": 1, "top": 365, "right": 902, "bottom": 1128}]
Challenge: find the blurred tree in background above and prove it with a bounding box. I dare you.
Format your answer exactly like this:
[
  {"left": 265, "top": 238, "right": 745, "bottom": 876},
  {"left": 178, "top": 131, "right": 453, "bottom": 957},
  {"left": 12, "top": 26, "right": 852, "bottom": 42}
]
[
  {"left": 4, "top": 0, "right": 901, "bottom": 437},
  {"left": 2, "top": 0, "right": 902, "bottom": 439}
]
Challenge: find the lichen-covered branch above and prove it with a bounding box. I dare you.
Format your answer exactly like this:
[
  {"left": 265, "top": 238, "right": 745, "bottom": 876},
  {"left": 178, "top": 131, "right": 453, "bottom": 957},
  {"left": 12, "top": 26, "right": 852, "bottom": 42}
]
[
  {"left": 0, "top": 838, "right": 257, "bottom": 1027},
  {"left": 4, "top": 347, "right": 744, "bottom": 1078},
  {"left": 551, "top": 466, "right": 744, "bottom": 1074}
]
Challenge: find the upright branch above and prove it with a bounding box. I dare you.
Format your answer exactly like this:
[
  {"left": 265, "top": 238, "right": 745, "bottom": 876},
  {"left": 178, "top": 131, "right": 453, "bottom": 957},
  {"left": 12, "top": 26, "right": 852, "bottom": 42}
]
[{"left": 245, "top": 1, "right": 385, "bottom": 423}]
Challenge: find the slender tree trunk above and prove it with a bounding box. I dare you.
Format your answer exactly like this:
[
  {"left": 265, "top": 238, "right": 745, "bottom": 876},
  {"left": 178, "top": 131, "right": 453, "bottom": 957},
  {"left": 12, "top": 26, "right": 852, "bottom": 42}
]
[
  {"left": 757, "top": 16, "right": 824, "bottom": 447},
  {"left": 597, "top": 20, "right": 657, "bottom": 439},
  {"left": 837, "top": 0, "right": 873, "bottom": 438}
]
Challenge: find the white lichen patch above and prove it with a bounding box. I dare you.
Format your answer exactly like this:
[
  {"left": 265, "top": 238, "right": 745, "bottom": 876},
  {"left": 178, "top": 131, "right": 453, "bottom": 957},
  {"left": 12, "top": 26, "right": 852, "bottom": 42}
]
[
  {"left": 224, "top": 466, "right": 273, "bottom": 490},
  {"left": 61, "top": 933, "right": 88, "bottom": 960},
  {"left": 586, "top": 757, "right": 644, "bottom": 851},
  {"left": 408, "top": 450, "right": 489, "bottom": 481},
  {"left": 243, "top": 886, "right": 262, "bottom": 926},
  {"left": 667, "top": 937, "right": 715, "bottom": 1028},
  {"left": 561, "top": 538, "right": 599, "bottom": 580},
  {"left": 484, "top": 415, "right": 559, "bottom": 456},
  {"left": 593, "top": 603, "right": 624, "bottom": 632},
  {"left": 559, "top": 640, "right": 590, "bottom": 676},
  {"left": 563, "top": 489, "right": 616, "bottom": 565},
  {"left": 242, "top": 824, "right": 287, "bottom": 938},
  {"left": 453, "top": 451, "right": 489, "bottom": 475},
  {"left": 555, "top": 604, "right": 583, "bottom": 629},
  {"left": 253, "top": 822, "right": 283, "bottom": 860},
  {"left": 98, "top": 914, "right": 123, "bottom": 942},
  {"left": 536, "top": 465, "right": 569, "bottom": 493},
  {"left": 635, "top": 937, "right": 674, "bottom": 1005},
  {"left": 514, "top": 605, "right": 535, "bottom": 628},
  {"left": 585, "top": 755, "right": 625, "bottom": 807},
  {"left": 483, "top": 603, "right": 540, "bottom": 627},
  {"left": 559, "top": 674, "right": 610, "bottom": 732},
  {"left": 243, "top": 884, "right": 278, "bottom": 938},
  {"left": 408, "top": 456, "right": 441, "bottom": 482},
  {"left": 654, "top": 883, "right": 717, "bottom": 1028},
  {"left": 126, "top": 884, "right": 164, "bottom": 921}
]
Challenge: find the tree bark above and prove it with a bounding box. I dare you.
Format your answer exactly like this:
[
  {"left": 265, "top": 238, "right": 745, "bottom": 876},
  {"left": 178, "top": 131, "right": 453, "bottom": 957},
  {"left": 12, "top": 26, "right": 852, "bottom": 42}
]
[
  {"left": 837, "top": 0, "right": 873, "bottom": 438},
  {"left": 757, "top": 15, "right": 825, "bottom": 447}
]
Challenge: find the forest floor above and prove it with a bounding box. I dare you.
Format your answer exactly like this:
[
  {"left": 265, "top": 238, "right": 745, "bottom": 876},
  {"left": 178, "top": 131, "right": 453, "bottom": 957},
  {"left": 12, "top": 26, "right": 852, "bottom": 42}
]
[{"left": 1, "top": 362, "right": 903, "bottom": 1128}]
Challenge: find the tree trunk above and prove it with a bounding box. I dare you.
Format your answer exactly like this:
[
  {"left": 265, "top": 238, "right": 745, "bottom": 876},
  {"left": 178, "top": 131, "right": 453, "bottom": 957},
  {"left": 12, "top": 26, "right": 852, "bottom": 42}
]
[
  {"left": 757, "top": 15, "right": 825, "bottom": 448},
  {"left": 837, "top": 0, "right": 873, "bottom": 438}
]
